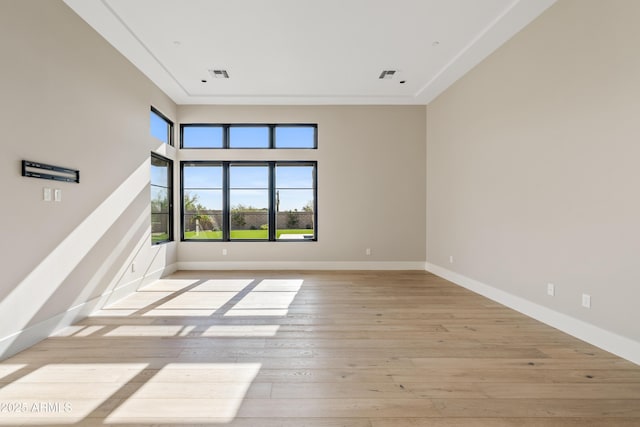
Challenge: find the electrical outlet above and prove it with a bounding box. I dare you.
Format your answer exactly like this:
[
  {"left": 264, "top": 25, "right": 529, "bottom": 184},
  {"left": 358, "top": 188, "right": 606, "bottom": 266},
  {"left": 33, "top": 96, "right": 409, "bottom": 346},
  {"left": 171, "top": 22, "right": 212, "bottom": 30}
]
[
  {"left": 582, "top": 294, "right": 591, "bottom": 308},
  {"left": 449, "top": 255, "right": 454, "bottom": 264},
  {"left": 365, "top": 248, "right": 371, "bottom": 256},
  {"left": 547, "top": 283, "right": 555, "bottom": 296},
  {"left": 222, "top": 248, "right": 228, "bottom": 256}
]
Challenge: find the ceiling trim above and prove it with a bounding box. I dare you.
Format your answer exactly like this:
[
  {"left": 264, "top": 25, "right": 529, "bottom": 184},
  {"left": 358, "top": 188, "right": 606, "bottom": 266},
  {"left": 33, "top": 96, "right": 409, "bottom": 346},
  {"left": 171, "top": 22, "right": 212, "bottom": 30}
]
[
  {"left": 415, "top": 0, "right": 556, "bottom": 104},
  {"left": 64, "top": 0, "right": 556, "bottom": 106}
]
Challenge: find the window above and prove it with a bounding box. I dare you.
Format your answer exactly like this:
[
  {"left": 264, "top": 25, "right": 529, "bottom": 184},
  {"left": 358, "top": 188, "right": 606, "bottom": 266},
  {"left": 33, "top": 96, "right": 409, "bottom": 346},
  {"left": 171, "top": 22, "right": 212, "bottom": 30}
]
[
  {"left": 181, "top": 162, "right": 317, "bottom": 241},
  {"left": 229, "top": 126, "right": 270, "bottom": 148},
  {"left": 179, "top": 124, "right": 317, "bottom": 149},
  {"left": 229, "top": 164, "right": 270, "bottom": 239},
  {"left": 150, "top": 107, "right": 174, "bottom": 146},
  {"left": 182, "top": 163, "right": 223, "bottom": 240},
  {"left": 275, "top": 125, "right": 316, "bottom": 149},
  {"left": 151, "top": 153, "right": 173, "bottom": 244},
  {"left": 275, "top": 164, "right": 315, "bottom": 239},
  {"left": 182, "top": 125, "right": 223, "bottom": 148}
]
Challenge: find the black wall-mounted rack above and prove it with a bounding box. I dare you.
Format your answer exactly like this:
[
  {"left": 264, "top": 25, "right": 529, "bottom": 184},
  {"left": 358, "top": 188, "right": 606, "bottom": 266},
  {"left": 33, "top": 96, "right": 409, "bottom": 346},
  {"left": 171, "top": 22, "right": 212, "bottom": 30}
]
[{"left": 22, "top": 160, "right": 80, "bottom": 183}]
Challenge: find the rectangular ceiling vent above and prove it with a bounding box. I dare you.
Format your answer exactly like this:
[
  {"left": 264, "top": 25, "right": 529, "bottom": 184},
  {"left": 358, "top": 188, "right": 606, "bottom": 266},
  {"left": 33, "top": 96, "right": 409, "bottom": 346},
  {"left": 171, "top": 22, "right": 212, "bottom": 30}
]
[
  {"left": 379, "top": 70, "right": 396, "bottom": 79},
  {"left": 209, "top": 69, "right": 230, "bottom": 79}
]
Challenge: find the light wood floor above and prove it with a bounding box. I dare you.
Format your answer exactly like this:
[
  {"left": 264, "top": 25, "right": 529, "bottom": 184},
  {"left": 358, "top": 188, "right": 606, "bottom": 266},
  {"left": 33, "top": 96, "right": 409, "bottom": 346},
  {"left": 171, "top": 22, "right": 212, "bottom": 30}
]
[{"left": 2, "top": 270, "right": 640, "bottom": 426}]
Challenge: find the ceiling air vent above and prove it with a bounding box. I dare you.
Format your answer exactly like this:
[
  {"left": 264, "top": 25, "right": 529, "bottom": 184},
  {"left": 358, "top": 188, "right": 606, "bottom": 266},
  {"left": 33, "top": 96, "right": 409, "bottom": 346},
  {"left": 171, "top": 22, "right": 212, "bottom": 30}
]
[
  {"left": 379, "top": 70, "right": 397, "bottom": 79},
  {"left": 209, "top": 69, "right": 230, "bottom": 79}
]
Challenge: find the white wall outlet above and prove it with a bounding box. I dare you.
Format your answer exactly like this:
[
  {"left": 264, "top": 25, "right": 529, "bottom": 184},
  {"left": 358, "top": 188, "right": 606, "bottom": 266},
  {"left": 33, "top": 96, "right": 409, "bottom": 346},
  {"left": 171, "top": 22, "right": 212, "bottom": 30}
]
[
  {"left": 365, "top": 248, "right": 371, "bottom": 256},
  {"left": 43, "top": 188, "right": 52, "bottom": 202},
  {"left": 547, "top": 283, "right": 555, "bottom": 296},
  {"left": 222, "top": 248, "right": 228, "bottom": 256},
  {"left": 54, "top": 188, "right": 62, "bottom": 202},
  {"left": 449, "top": 255, "right": 454, "bottom": 264},
  {"left": 582, "top": 293, "right": 591, "bottom": 308}
]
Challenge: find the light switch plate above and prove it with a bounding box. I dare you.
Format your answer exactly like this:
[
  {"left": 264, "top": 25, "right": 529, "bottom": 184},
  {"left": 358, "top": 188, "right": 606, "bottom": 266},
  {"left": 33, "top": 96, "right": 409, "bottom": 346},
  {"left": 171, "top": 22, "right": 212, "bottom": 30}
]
[
  {"left": 547, "top": 283, "right": 555, "bottom": 296},
  {"left": 54, "top": 189, "right": 62, "bottom": 202}
]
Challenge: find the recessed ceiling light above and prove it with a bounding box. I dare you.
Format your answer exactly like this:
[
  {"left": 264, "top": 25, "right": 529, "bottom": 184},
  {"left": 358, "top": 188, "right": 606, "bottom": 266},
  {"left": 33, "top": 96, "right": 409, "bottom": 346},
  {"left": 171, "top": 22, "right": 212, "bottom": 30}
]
[
  {"left": 209, "top": 69, "right": 230, "bottom": 79},
  {"left": 379, "top": 70, "right": 397, "bottom": 79}
]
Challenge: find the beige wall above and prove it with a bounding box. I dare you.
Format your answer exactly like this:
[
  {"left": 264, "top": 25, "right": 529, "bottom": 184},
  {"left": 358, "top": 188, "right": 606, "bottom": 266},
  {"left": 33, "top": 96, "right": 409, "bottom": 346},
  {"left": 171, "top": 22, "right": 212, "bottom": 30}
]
[
  {"left": 427, "top": 0, "right": 640, "bottom": 342},
  {"left": 178, "top": 105, "right": 426, "bottom": 267},
  {"left": 0, "top": 1, "right": 177, "bottom": 358}
]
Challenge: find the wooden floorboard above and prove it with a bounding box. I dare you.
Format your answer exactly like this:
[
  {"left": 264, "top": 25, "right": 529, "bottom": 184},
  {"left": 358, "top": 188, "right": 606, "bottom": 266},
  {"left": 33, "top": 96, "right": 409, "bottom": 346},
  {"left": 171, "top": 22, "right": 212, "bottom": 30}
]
[{"left": 1, "top": 270, "right": 639, "bottom": 426}]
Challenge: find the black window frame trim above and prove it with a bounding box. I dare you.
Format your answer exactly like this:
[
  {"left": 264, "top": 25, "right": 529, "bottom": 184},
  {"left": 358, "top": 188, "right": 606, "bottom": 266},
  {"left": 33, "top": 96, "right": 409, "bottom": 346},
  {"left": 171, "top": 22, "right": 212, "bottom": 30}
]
[
  {"left": 151, "top": 152, "right": 174, "bottom": 245},
  {"left": 150, "top": 106, "right": 174, "bottom": 147},
  {"left": 179, "top": 123, "right": 318, "bottom": 149},
  {"left": 180, "top": 160, "right": 317, "bottom": 242},
  {"left": 181, "top": 124, "right": 225, "bottom": 149}
]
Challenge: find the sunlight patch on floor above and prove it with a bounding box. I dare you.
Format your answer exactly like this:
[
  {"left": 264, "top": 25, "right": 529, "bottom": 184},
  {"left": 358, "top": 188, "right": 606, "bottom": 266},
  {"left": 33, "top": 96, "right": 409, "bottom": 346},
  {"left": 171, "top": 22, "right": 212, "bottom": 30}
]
[
  {"left": 138, "top": 279, "right": 200, "bottom": 292},
  {"left": 104, "top": 325, "right": 195, "bottom": 337},
  {"left": 105, "top": 363, "right": 261, "bottom": 424},
  {"left": 224, "top": 309, "right": 290, "bottom": 316},
  {"left": 141, "top": 308, "right": 217, "bottom": 316},
  {"left": 224, "top": 280, "right": 301, "bottom": 316},
  {"left": 192, "top": 279, "right": 255, "bottom": 292},
  {"left": 156, "top": 291, "right": 238, "bottom": 310},
  {"left": 0, "top": 364, "right": 26, "bottom": 381},
  {"left": 106, "top": 292, "right": 173, "bottom": 310},
  {"left": 52, "top": 325, "right": 106, "bottom": 337},
  {"left": 0, "top": 363, "right": 147, "bottom": 425},
  {"left": 89, "top": 308, "right": 138, "bottom": 317}
]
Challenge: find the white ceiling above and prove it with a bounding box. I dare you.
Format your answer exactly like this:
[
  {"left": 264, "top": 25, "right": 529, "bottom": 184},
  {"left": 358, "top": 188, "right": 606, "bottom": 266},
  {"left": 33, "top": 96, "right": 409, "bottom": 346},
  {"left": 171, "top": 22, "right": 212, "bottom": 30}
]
[{"left": 63, "top": 0, "right": 555, "bottom": 105}]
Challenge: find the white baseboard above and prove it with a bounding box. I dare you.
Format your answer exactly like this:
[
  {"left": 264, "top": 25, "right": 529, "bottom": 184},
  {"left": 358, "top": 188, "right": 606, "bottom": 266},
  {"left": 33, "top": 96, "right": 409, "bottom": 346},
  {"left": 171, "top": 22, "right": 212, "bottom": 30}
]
[
  {"left": 176, "top": 261, "right": 426, "bottom": 271},
  {"left": 0, "top": 264, "right": 175, "bottom": 361},
  {"left": 159, "top": 262, "right": 178, "bottom": 277},
  {"left": 425, "top": 262, "right": 640, "bottom": 366}
]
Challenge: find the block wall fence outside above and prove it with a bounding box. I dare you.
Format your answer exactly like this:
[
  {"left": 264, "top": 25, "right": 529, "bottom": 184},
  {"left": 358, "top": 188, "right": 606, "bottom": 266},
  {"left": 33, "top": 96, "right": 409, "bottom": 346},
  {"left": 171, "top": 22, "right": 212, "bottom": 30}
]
[{"left": 180, "top": 210, "right": 314, "bottom": 233}]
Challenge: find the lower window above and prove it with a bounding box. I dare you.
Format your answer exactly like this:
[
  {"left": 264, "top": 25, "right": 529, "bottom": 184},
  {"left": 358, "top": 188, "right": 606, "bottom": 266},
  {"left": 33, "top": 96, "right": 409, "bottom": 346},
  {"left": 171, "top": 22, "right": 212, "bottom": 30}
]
[
  {"left": 181, "top": 161, "right": 316, "bottom": 241},
  {"left": 151, "top": 153, "right": 173, "bottom": 244}
]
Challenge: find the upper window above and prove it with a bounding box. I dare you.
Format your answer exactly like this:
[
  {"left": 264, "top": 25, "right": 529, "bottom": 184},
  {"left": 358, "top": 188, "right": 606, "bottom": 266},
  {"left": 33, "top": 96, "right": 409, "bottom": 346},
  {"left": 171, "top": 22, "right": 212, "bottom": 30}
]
[
  {"left": 150, "top": 107, "right": 174, "bottom": 146},
  {"left": 275, "top": 125, "right": 316, "bottom": 149},
  {"left": 151, "top": 153, "right": 173, "bottom": 244},
  {"left": 182, "top": 125, "right": 223, "bottom": 148},
  {"left": 180, "top": 124, "right": 317, "bottom": 149},
  {"left": 229, "top": 126, "right": 270, "bottom": 148}
]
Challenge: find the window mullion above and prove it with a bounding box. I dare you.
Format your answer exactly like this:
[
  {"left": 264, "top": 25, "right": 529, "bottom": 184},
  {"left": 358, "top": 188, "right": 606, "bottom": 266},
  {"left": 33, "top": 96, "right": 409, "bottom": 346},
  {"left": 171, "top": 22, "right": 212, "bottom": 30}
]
[
  {"left": 223, "top": 162, "right": 230, "bottom": 241},
  {"left": 269, "top": 125, "right": 275, "bottom": 149},
  {"left": 269, "top": 162, "right": 276, "bottom": 241}
]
